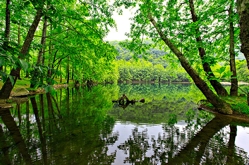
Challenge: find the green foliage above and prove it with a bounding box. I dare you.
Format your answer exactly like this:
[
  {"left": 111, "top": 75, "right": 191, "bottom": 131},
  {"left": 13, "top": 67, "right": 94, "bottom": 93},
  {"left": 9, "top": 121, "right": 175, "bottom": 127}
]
[
  {"left": 232, "top": 103, "right": 249, "bottom": 114},
  {"left": 185, "top": 109, "right": 196, "bottom": 122},
  {"left": 0, "top": 85, "right": 117, "bottom": 164},
  {"left": 0, "top": 0, "right": 118, "bottom": 90},
  {"left": 110, "top": 0, "right": 243, "bottom": 93},
  {"left": 223, "top": 95, "right": 249, "bottom": 115},
  {"left": 44, "top": 85, "right": 56, "bottom": 95},
  {"left": 198, "top": 110, "right": 214, "bottom": 121},
  {"left": 237, "top": 60, "right": 249, "bottom": 82},
  {"left": 168, "top": 113, "right": 177, "bottom": 126},
  {"left": 0, "top": 0, "right": 247, "bottom": 98},
  {"left": 114, "top": 58, "right": 190, "bottom": 83},
  {"left": 18, "top": 59, "right": 29, "bottom": 72}
]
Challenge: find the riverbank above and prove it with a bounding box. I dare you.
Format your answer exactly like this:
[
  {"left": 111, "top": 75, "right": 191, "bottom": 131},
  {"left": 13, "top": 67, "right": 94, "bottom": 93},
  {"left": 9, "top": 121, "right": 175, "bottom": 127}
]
[{"left": 1, "top": 79, "right": 249, "bottom": 119}]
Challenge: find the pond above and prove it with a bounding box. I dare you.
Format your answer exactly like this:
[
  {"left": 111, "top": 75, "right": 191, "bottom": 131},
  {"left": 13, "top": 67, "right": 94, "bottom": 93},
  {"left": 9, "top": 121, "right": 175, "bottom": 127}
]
[{"left": 0, "top": 83, "right": 249, "bottom": 165}]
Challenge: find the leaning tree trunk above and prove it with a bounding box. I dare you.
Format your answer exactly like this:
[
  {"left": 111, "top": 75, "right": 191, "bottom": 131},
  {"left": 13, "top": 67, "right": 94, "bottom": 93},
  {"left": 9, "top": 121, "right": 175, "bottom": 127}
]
[
  {"left": 188, "top": 0, "right": 228, "bottom": 96},
  {"left": 237, "top": 0, "right": 249, "bottom": 69},
  {"left": 0, "top": 9, "right": 43, "bottom": 99},
  {"left": 229, "top": 1, "right": 238, "bottom": 96},
  {"left": 149, "top": 14, "right": 233, "bottom": 114}
]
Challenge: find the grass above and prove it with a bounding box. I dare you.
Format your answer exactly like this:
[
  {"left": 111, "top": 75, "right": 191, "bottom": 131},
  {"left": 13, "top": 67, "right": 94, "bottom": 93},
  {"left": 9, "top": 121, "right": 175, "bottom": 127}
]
[
  {"left": 223, "top": 96, "right": 249, "bottom": 115},
  {"left": 232, "top": 103, "right": 249, "bottom": 114},
  {"left": 197, "top": 96, "right": 249, "bottom": 116}
]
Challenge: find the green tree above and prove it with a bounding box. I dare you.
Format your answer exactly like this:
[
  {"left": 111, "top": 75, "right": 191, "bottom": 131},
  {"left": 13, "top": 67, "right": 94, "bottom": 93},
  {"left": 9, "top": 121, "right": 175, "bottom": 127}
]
[
  {"left": 0, "top": 0, "right": 117, "bottom": 98},
  {"left": 0, "top": 0, "right": 44, "bottom": 99},
  {"left": 152, "top": 64, "right": 164, "bottom": 82},
  {"left": 113, "top": 0, "right": 233, "bottom": 114},
  {"left": 188, "top": 0, "right": 228, "bottom": 96}
]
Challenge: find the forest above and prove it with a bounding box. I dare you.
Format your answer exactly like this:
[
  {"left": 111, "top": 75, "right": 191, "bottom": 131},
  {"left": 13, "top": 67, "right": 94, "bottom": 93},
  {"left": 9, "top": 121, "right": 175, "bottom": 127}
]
[
  {"left": 111, "top": 41, "right": 248, "bottom": 83},
  {"left": 1, "top": 0, "right": 249, "bottom": 114}
]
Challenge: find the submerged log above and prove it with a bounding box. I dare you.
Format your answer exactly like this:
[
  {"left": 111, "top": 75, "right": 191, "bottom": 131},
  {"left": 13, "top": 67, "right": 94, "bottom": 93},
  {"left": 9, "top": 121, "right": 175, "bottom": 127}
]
[
  {"left": 139, "top": 98, "right": 145, "bottom": 103},
  {"left": 112, "top": 94, "right": 145, "bottom": 106}
]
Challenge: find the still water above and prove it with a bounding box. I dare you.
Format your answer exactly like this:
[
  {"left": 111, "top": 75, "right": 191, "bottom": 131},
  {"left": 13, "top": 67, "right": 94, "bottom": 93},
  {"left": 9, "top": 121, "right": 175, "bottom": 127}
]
[{"left": 0, "top": 83, "right": 249, "bottom": 165}]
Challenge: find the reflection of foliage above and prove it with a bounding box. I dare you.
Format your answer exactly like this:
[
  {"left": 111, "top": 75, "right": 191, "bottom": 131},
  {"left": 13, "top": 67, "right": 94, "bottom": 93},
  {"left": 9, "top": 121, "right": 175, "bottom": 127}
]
[
  {"left": 167, "top": 114, "right": 177, "bottom": 126},
  {"left": 110, "top": 84, "right": 201, "bottom": 123},
  {"left": 201, "top": 126, "right": 248, "bottom": 165},
  {"left": 185, "top": 109, "right": 196, "bottom": 123},
  {"left": 115, "top": 117, "right": 249, "bottom": 165},
  {"left": 101, "top": 115, "right": 118, "bottom": 145},
  {"left": 110, "top": 99, "right": 196, "bottom": 124},
  {"left": 0, "top": 85, "right": 118, "bottom": 164},
  {"left": 116, "top": 83, "right": 204, "bottom": 104},
  {"left": 1, "top": 84, "right": 249, "bottom": 165},
  {"left": 118, "top": 127, "right": 150, "bottom": 164}
]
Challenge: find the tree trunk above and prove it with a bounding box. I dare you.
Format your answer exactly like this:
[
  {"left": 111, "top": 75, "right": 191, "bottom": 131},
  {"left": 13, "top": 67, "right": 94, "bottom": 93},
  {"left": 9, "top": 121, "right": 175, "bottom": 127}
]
[
  {"left": 188, "top": 0, "right": 228, "bottom": 96},
  {"left": 60, "top": 65, "right": 62, "bottom": 83},
  {"left": 149, "top": 15, "right": 233, "bottom": 114},
  {"left": 37, "top": 17, "right": 47, "bottom": 65},
  {"left": 1, "top": 0, "right": 11, "bottom": 72},
  {"left": 3, "top": 0, "right": 10, "bottom": 49},
  {"left": 47, "top": 24, "right": 52, "bottom": 84},
  {"left": 72, "top": 66, "right": 74, "bottom": 80},
  {"left": 229, "top": 1, "right": 238, "bottom": 96},
  {"left": 47, "top": 49, "right": 58, "bottom": 85},
  {"left": 0, "top": 8, "right": 43, "bottom": 99},
  {"left": 67, "top": 55, "right": 70, "bottom": 84},
  {"left": 30, "top": 16, "right": 47, "bottom": 88},
  {"left": 237, "top": 0, "right": 249, "bottom": 69}
]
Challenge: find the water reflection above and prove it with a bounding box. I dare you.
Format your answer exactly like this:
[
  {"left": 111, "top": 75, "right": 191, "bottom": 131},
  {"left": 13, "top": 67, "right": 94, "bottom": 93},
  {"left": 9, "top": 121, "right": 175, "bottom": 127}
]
[
  {"left": 0, "top": 84, "right": 248, "bottom": 164},
  {"left": 0, "top": 108, "right": 32, "bottom": 165}
]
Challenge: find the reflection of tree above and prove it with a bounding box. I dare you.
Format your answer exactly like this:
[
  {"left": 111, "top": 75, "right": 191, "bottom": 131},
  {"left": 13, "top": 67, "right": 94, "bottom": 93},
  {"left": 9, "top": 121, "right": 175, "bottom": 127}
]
[
  {"left": 118, "top": 83, "right": 203, "bottom": 105},
  {"left": 117, "top": 114, "right": 249, "bottom": 165},
  {"left": 1, "top": 85, "right": 249, "bottom": 164},
  {"left": 0, "top": 108, "right": 32, "bottom": 164},
  {"left": 30, "top": 97, "right": 48, "bottom": 165},
  {"left": 227, "top": 125, "right": 237, "bottom": 164},
  {"left": 0, "top": 124, "right": 11, "bottom": 165},
  {"left": 110, "top": 99, "right": 196, "bottom": 124},
  {"left": 0, "top": 86, "right": 118, "bottom": 164},
  {"left": 166, "top": 115, "right": 229, "bottom": 164},
  {"left": 45, "top": 86, "right": 118, "bottom": 164},
  {"left": 25, "top": 100, "right": 31, "bottom": 146},
  {"left": 165, "top": 114, "right": 248, "bottom": 165},
  {"left": 118, "top": 127, "right": 150, "bottom": 164}
]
